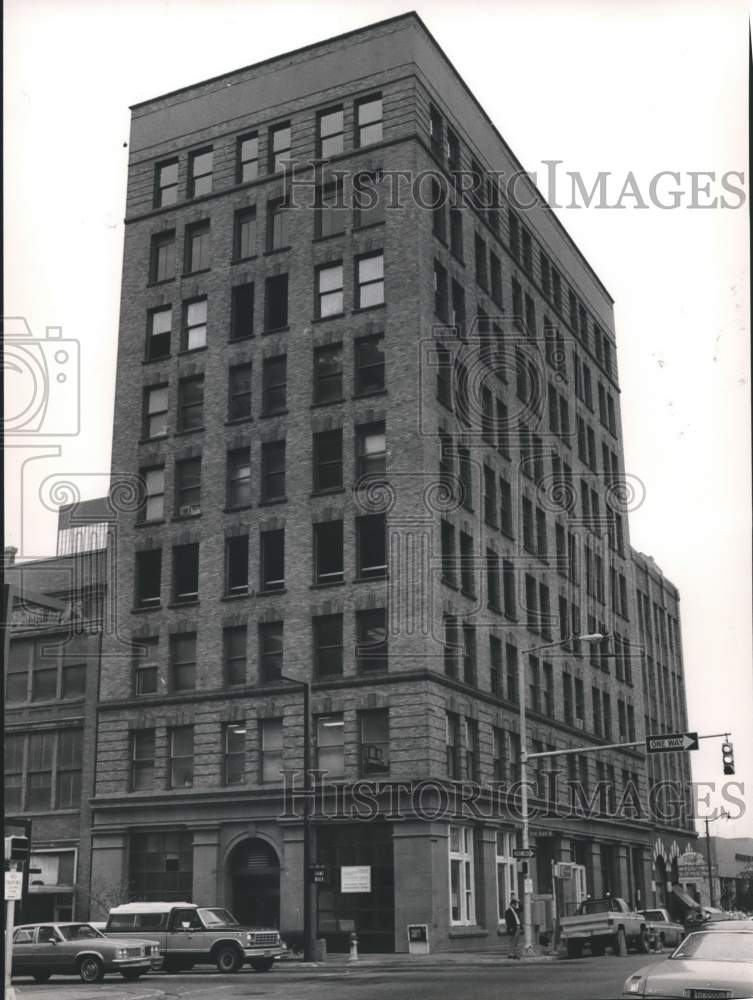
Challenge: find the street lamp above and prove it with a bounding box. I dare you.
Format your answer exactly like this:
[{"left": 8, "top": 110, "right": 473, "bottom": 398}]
[{"left": 518, "top": 632, "right": 605, "bottom": 955}]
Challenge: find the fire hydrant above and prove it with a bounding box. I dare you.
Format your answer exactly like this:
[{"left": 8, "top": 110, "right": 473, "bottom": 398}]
[{"left": 349, "top": 931, "right": 359, "bottom": 961}]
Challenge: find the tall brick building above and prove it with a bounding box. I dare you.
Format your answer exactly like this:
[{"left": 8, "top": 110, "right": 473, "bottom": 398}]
[{"left": 83, "top": 13, "right": 695, "bottom": 951}]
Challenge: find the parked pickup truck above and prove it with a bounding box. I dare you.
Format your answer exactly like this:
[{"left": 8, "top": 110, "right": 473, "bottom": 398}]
[
  {"left": 105, "top": 903, "right": 282, "bottom": 973},
  {"left": 638, "top": 908, "right": 686, "bottom": 949},
  {"left": 561, "top": 897, "right": 649, "bottom": 958}
]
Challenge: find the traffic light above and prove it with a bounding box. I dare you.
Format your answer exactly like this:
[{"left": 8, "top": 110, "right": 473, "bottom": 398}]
[
  {"left": 4, "top": 836, "right": 30, "bottom": 863},
  {"left": 722, "top": 742, "right": 735, "bottom": 776}
]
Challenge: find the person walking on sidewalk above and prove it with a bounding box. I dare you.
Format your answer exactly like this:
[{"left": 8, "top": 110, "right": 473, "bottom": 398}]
[{"left": 504, "top": 897, "right": 521, "bottom": 959}]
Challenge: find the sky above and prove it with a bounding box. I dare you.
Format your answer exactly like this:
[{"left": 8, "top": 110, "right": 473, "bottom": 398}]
[{"left": 4, "top": 0, "right": 752, "bottom": 837}]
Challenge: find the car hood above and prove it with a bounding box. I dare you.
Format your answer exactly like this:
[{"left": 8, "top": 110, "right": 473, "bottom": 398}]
[
  {"left": 96, "top": 936, "right": 157, "bottom": 948},
  {"left": 634, "top": 958, "right": 753, "bottom": 996}
]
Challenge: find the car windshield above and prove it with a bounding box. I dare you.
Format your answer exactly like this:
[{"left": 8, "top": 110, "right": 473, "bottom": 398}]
[
  {"left": 197, "top": 908, "right": 238, "bottom": 926},
  {"left": 581, "top": 900, "right": 616, "bottom": 914},
  {"left": 672, "top": 932, "right": 753, "bottom": 962},
  {"left": 57, "top": 924, "right": 104, "bottom": 941}
]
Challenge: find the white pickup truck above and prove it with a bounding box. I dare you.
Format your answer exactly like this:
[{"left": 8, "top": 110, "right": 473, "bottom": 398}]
[{"left": 560, "top": 896, "right": 650, "bottom": 958}]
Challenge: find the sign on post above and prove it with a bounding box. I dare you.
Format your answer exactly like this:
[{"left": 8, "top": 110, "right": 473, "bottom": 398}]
[
  {"left": 310, "top": 865, "right": 327, "bottom": 885},
  {"left": 5, "top": 871, "right": 23, "bottom": 901},
  {"left": 407, "top": 924, "right": 429, "bottom": 955},
  {"left": 513, "top": 848, "right": 536, "bottom": 860},
  {"left": 646, "top": 731, "right": 699, "bottom": 754},
  {"left": 341, "top": 866, "right": 371, "bottom": 894}
]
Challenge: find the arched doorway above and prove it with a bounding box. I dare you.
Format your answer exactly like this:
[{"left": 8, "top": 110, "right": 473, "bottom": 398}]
[{"left": 228, "top": 838, "right": 280, "bottom": 927}]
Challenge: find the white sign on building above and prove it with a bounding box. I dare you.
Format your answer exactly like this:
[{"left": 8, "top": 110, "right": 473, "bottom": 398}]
[{"left": 341, "top": 866, "right": 371, "bottom": 893}]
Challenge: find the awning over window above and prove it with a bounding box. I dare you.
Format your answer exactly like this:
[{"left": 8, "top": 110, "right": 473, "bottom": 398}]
[{"left": 672, "top": 886, "right": 701, "bottom": 912}]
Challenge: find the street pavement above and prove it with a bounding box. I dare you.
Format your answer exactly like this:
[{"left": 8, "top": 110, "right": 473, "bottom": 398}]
[{"left": 11, "top": 952, "right": 666, "bottom": 1000}]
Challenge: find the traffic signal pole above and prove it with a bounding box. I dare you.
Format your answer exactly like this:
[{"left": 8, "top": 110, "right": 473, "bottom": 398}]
[{"left": 704, "top": 817, "right": 715, "bottom": 908}]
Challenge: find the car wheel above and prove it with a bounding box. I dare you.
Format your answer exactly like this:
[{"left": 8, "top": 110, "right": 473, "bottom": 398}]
[
  {"left": 121, "top": 969, "right": 144, "bottom": 980},
  {"left": 566, "top": 940, "right": 583, "bottom": 959},
  {"left": 637, "top": 928, "right": 650, "bottom": 954},
  {"left": 250, "top": 958, "right": 275, "bottom": 973},
  {"left": 33, "top": 973, "right": 52, "bottom": 983},
  {"left": 215, "top": 945, "right": 242, "bottom": 974},
  {"left": 613, "top": 927, "right": 628, "bottom": 957},
  {"left": 78, "top": 956, "right": 105, "bottom": 983}
]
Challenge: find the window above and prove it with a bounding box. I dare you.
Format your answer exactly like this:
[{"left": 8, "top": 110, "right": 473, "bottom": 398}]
[
  {"left": 269, "top": 122, "right": 292, "bottom": 173},
  {"left": 184, "top": 221, "right": 210, "bottom": 273},
  {"left": 356, "top": 608, "right": 387, "bottom": 672},
  {"left": 449, "top": 825, "right": 476, "bottom": 925},
  {"left": 446, "top": 712, "right": 461, "bottom": 777},
  {"left": 139, "top": 466, "right": 165, "bottom": 522},
  {"left": 169, "top": 632, "right": 196, "bottom": 691},
  {"left": 267, "top": 197, "right": 290, "bottom": 251},
  {"left": 259, "top": 622, "right": 283, "bottom": 683},
  {"left": 314, "top": 520, "right": 343, "bottom": 584},
  {"left": 225, "top": 534, "right": 249, "bottom": 595},
  {"left": 150, "top": 233, "right": 176, "bottom": 284},
  {"left": 226, "top": 447, "right": 251, "bottom": 508},
  {"left": 490, "top": 251, "right": 503, "bottom": 306},
  {"left": 223, "top": 626, "right": 246, "bottom": 686},
  {"left": 441, "top": 520, "right": 456, "bottom": 586},
  {"left": 316, "top": 262, "right": 344, "bottom": 317},
  {"left": 224, "top": 724, "right": 246, "bottom": 785},
  {"left": 431, "top": 177, "right": 446, "bottom": 241},
  {"left": 177, "top": 375, "right": 204, "bottom": 432},
  {"left": 315, "top": 179, "right": 346, "bottom": 237},
  {"left": 316, "top": 714, "right": 345, "bottom": 777},
  {"left": 230, "top": 283, "right": 254, "bottom": 341},
  {"left": 182, "top": 298, "right": 207, "bottom": 351},
  {"left": 260, "top": 528, "right": 285, "bottom": 592},
  {"left": 172, "top": 543, "right": 199, "bottom": 604},
  {"left": 237, "top": 132, "right": 258, "bottom": 182},
  {"left": 443, "top": 615, "right": 459, "bottom": 677},
  {"left": 462, "top": 625, "right": 477, "bottom": 687},
  {"left": 234, "top": 208, "right": 257, "bottom": 260},
  {"left": 261, "top": 440, "right": 286, "bottom": 502},
  {"left": 318, "top": 106, "right": 344, "bottom": 157},
  {"left": 503, "top": 559, "right": 516, "bottom": 620},
  {"left": 228, "top": 363, "right": 252, "bottom": 422},
  {"left": 26, "top": 733, "right": 54, "bottom": 810},
  {"left": 483, "top": 463, "right": 497, "bottom": 521},
  {"left": 144, "top": 385, "right": 168, "bottom": 440},
  {"left": 353, "top": 170, "right": 385, "bottom": 228},
  {"left": 459, "top": 531, "right": 475, "bottom": 596},
  {"left": 169, "top": 726, "right": 194, "bottom": 788},
  {"left": 356, "top": 513, "right": 386, "bottom": 579},
  {"left": 458, "top": 446, "right": 472, "bottom": 509},
  {"left": 474, "top": 233, "right": 488, "bottom": 289},
  {"left": 313, "top": 613, "right": 343, "bottom": 678},
  {"left": 146, "top": 307, "right": 172, "bottom": 363},
  {"left": 155, "top": 159, "right": 178, "bottom": 207},
  {"left": 133, "top": 636, "right": 158, "bottom": 695},
  {"left": 434, "top": 261, "right": 449, "bottom": 320},
  {"left": 451, "top": 279, "right": 465, "bottom": 332},
  {"left": 486, "top": 548, "right": 500, "bottom": 610},
  {"left": 313, "top": 429, "right": 343, "bottom": 492},
  {"left": 62, "top": 661, "right": 86, "bottom": 699},
  {"left": 265, "top": 273, "right": 288, "bottom": 330},
  {"left": 354, "top": 334, "right": 385, "bottom": 395},
  {"left": 56, "top": 729, "right": 82, "bottom": 808},
  {"left": 131, "top": 730, "right": 155, "bottom": 791},
  {"left": 174, "top": 457, "right": 201, "bottom": 516},
  {"left": 490, "top": 636, "right": 503, "bottom": 698},
  {"left": 449, "top": 208, "right": 463, "bottom": 260},
  {"left": 446, "top": 126, "right": 460, "bottom": 170},
  {"left": 135, "top": 549, "right": 161, "bottom": 608},
  {"left": 355, "top": 252, "right": 384, "bottom": 309},
  {"left": 496, "top": 831, "right": 517, "bottom": 922},
  {"left": 429, "top": 103, "right": 443, "bottom": 155},
  {"left": 189, "top": 148, "right": 212, "bottom": 197},
  {"left": 262, "top": 354, "right": 287, "bottom": 413},
  {"left": 360, "top": 709, "right": 389, "bottom": 775},
  {"left": 260, "top": 718, "right": 283, "bottom": 782},
  {"left": 355, "top": 94, "right": 383, "bottom": 146},
  {"left": 356, "top": 421, "right": 386, "bottom": 479}
]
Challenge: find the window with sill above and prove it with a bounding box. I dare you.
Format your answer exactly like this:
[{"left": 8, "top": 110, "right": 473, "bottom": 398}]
[
  {"left": 443, "top": 615, "right": 459, "bottom": 678},
  {"left": 135, "top": 549, "right": 161, "bottom": 608},
  {"left": 223, "top": 625, "right": 247, "bottom": 686},
  {"left": 225, "top": 534, "right": 249, "bottom": 596},
  {"left": 486, "top": 548, "right": 500, "bottom": 610},
  {"left": 318, "top": 106, "right": 344, "bottom": 158},
  {"left": 313, "top": 613, "right": 343, "bottom": 678},
  {"left": 169, "top": 632, "right": 196, "bottom": 692},
  {"left": 258, "top": 621, "right": 283, "bottom": 683},
  {"left": 261, "top": 440, "right": 286, "bottom": 502},
  {"left": 489, "top": 637, "right": 503, "bottom": 699},
  {"left": 353, "top": 170, "right": 385, "bottom": 228},
  {"left": 189, "top": 148, "right": 213, "bottom": 198},
  {"left": 502, "top": 559, "right": 516, "bottom": 620},
  {"left": 313, "top": 342, "right": 343, "bottom": 404},
  {"left": 316, "top": 714, "right": 345, "bottom": 778},
  {"left": 262, "top": 354, "right": 287, "bottom": 414},
  {"left": 360, "top": 709, "right": 389, "bottom": 776},
  {"left": 260, "top": 528, "right": 285, "bottom": 592},
  {"left": 143, "top": 384, "right": 168, "bottom": 440},
  {"left": 14, "top": 729, "right": 83, "bottom": 812},
  {"left": 172, "top": 542, "right": 199, "bottom": 604},
  {"left": 184, "top": 221, "right": 210, "bottom": 274},
  {"left": 268, "top": 122, "right": 291, "bottom": 173},
  {"left": 131, "top": 729, "right": 155, "bottom": 791},
  {"left": 260, "top": 718, "right": 283, "bottom": 783},
  {"left": 234, "top": 207, "right": 257, "bottom": 261},
  {"left": 313, "top": 429, "right": 343, "bottom": 492},
  {"left": 314, "top": 520, "right": 343, "bottom": 584},
  {"left": 483, "top": 465, "right": 496, "bottom": 525},
  {"left": 446, "top": 712, "right": 461, "bottom": 778},
  {"left": 177, "top": 375, "right": 204, "bottom": 432},
  {"left": 182, "top": 298, "right": 207, "bottom": 352},
  {"left": 155, "top": 159, "right": 178, "bottom": 208},
  {"left": 150, "top": 228, "right": 175, "bottom": 283},
  {"left": 228, "top": 362, "right": 252, "bottom": 422},
  {"left": 436, "top": 344, "right": 452, "bottom": 406},
  {"left": 316, "top": 179, "right": 346, "bottom": 237},
  {"left": 316, "top": 261, "right": 344, "bottom": 317},
  {"left": 237, "top": 132, "right": 258, "bottom": 182},
  {"left": 459, "top": 530, "right": 475, "bottom": 596},
  {"left": 449, "top": 209, "right": 463, "bottom": 260},
  {"left": 355, "top": 251, "right": 384, "bottom": 309},
  {"left": 462, "top": 625, "right": 477, "bottom": 688},
  {"left": 434, "top": 261, "right": 449, "bottom": 321},
  {"left": 355, "top": 94, "right": 382, "bottom": 147},
  {"left": 267, "top": 197, "right": 290, "bottom": 251},
  {"left": 458, "top": 447, "right": 472, "bottom": 509},
  {"left": 450, "top": 279, "right": 465, "bottom": 333},
  {"left": 140, "top": 465, "right": 165, "bottom": 522},
  {"left": 226, "top": 447, "right": 251, "bottom": 508},
  {"left": 474, "top": 233, "right": 488, "bottom": 289},
  {"left": 169, "top": 725, "right": 194, "bottom": 788},
  {"left": 431, "top": 178, "right": 446, "bottom": 242},
  {"left": 490, "top": 251, "right": 503, "bottom": 307},
  {"left": 356, "top": 513, "right": 386, "bottom": 579},
  {"left": 356, "top": 607, "right": 387, "bottom": 673},
  {"left": 454, "top": 360, "right": 470, "bottom": 426},
  {"left": 223, "top": 723, "right": 246, "bottom": 785},
  {"left": 264, "top": 273, "right": 288, "bottom": 331},
  {"left": 174, "top": 457, "right": 201, "bottom": 516},
  {"left": 429, "top": 103, "right": 443, "bottom": 156},
  {"left": 229, "top": 283, "right": 254, "bottom": 342},
  {"left": 354, "top": 334, "right": 385, "bottom": 394},
  {"left": 441, "top": 519, "right": 456, "bottom": 586},
  {"left": 355, "top": 421, "right": 386, "bottom": 479}
]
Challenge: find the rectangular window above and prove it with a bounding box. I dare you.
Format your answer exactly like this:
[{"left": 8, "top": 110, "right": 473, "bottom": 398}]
[
  {"left": 182, "top": 298, "right": 207, "bottom": 352},
  {"left": 449, "top": 825, "right": 475, "bottom": 925},
  {"left": 262, "top": 354, "right": 287, "bottom": 413},
  {"left": 132, "top": 636, "right": 158, "bottom": 695},
  {"left": 443, "top": 615, "right": 459, "bottom": 677},
  {"left": 356, "top": 252, "right": 384, "bottom": 309},
  {"left": 490, "top": 636, "right": 503, "bottom": 698},
  {"left": 56, "top": 728, "right": 82, "bottom": 808},
  {"left": 62, "top": 661, "right": 86, "bottom": 699},
  {"left": 429, "top": 103, "right": 443, "bottom": 154},
  {"left": 316, "top": 262, "right": 344, "bottom": 317},
  {"left": 483, "top": 465, "right": 497, "bottom": 523},
  {"left": 318, "top": 106, "right": 344, "bottom": 157},
  {"left": 223, "top": 625, "right": 246, "bottom": 686},
  {"left": 360, "top": 709, "right": 389, "bottom": 775},
  {"left": 225, "top": 534, "right": 249, "bottom": 596},
  {"left": 314, "top": 520, "right": 343, "bottom": 584},
  {"left": 315, "top": 179, "right": 346, "bottom": 237},
  {"left": 434, "top": 261, "right": 449, "bottom": 320},
  {"left": 446, "top": 712, "right": 461, "bottom": 777},
  {"left": 462, "top": 624, "right": 477, "bottom": 687},
  {"left": 356, "top": 513, "right": 386, "bottom": 579},
  {"left": 228, "top": 362, "right": 252, "bottom": 422},
  {"left": 177, "top": 375, "right": 204, "bottom": 432},
  {"left": 355, "top": 94, "right": 382, "bottom": 146},
  {"left": 174, "top": 457, "right": 201, "bottom": 516},
  {"left": 172, "top": 543, "right": 199, "bottom": 604},
  {"left": 155, "top": 159, "right": 178, "bottom": 207},
  {"left": 474, "top": 233, "right": 488, "bottom": 289},
  {"left": 313, "top": 342, "right": 343, "bottom": 404},
  {"left": 356, "top": 608, "right": 387, "bottom": 673},
  {"left": 135, "top": 549, "right": 161, "bottom": 608},
  {"left": 459, "top": 530, "right": 475, "bottom": 596},
  {"left": 169, "top": 632, "right": 196, "bottom": 691},
  {"left": 189, "top": 148, "right": 212, "bottom": 197},
  {"left": 26, "top": 732, "right": 54, "bottom": 810},
  {"left": 169, "top": 726, "right": 194, "bottom": 788},
  {"left": 259, "top": 622, "right": 283, "bottom": 683},
  {"left": 184, "top": 221, "right": 210, "bottom": 273},
  {"left": 230, "top": 282, "right": 254, "bottom": 341},
  {"left": 316, "top": 714, "right": 345, "bottom": 778},
  {"left": 313, "top": 613, "right": 343, "bottom": 678},
  {"left": 147, "top": 306, "right": 172, "bottom": 362},
  {"left": 261, "top": 440, "right": 286, "bottom": 502},
  {"left": 267, "top": 197, "right": 290, "bottom": 251},
  {"left": 451, "top": 279, "right": 466, "bottom": 332},
  {"left": 234, "top": 208, "right": 257, "bottom": 261},
  {"left": 226, "top": 447, "right": 251, "bottom": 508},
  {"left": 224, "top": 724, "right": 246, "bottom": 785},
  {"left": 237, "top": 132, "right": 258, "bottom": 182},
  {"left": 441, "top": 520, "right": 456, "bottom": 586},
  {"left": 260, "top": 528, "right": 285, "bottom": 592},
  {"left": 313, "top": 429, "right": 343, "bottom": 492},
  {"left": 260, "top": 718, "right": 283, "bottom": 783},
  {"left": 144, "top": 385, "right": 168, "bottom": 440},
  {"left": 486, "top": 548, "right": 500, "bottom": 610},
  {"left": 131, "top": 730, "right": 155, "bottom": 791},
  {"left": 269, "top": 122, "right": 291, "bottom": 173},
  {"left": 150, "top": 233, "right": 175, "bottom": 284},
  {"left": 449, "top": 208, "right": 463, "bottom": 260},
  {"left": 354, "top": 334, "right": 385, "bottom": 395},
  {"left": 265, "top": 273, "right": 288, "bottom": 330},
  {"left": 353, "top": 170, "right": 385, "bottom": 228},
  {"left": 139, "top": 465, "right": 165, "bottom": 523},
  {"left": 490, "top": 251, "right": 503, "bottom": 306},
  {"left": 356, "top": 421, "right": 386, "bottom": 479}
]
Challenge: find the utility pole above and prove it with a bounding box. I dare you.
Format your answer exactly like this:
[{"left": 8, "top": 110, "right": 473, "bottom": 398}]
[{"left": 704, "top": 817, "right": 715, "bottom": 908}]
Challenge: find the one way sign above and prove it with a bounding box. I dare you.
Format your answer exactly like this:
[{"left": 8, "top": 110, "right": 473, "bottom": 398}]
[{"left": 646, "top": 731, "right": 699, "bottom": 754}]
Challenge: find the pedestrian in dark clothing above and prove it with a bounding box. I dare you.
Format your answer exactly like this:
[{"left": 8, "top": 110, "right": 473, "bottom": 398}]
[{"left": 504, "top": 897, "right": 521, "bottom": 958}]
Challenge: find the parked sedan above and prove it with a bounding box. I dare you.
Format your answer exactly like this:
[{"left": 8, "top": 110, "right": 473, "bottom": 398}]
[
  {"left": 639, "top": 909, "right": 686, "bottom": 949},
  {"left": 623, "top": 921, "right": 753, "bottom": 998},
  {"left": 11, "top": 922, "right": 160, "bottom": 983}
]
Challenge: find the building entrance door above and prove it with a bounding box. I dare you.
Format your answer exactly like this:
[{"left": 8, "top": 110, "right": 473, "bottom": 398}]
[{"left": 229, "top": 838, "right": 280, "bottom": 927}]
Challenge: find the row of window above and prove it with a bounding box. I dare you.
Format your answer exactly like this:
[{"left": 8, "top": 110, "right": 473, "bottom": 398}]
[
  {"left": 5, "top": 729, "right": 83, "bottom": 813},
  {"left": 153, "top": 94, "right": 384, "bottom": 208},
  {"left": 134, "top": 514, "right": 387, "bottom": 608},
  {"left": 6, "top": 634, "right": 89, "bottom": 705}
]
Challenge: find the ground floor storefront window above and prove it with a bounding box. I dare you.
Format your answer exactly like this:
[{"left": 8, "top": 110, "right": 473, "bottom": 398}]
[
  {"left": 496, "top": 831, "right": 518, "bottom": 923},
  {"left": 130, "top": 831, "right": 193, "bottom": 901},
  {"left": 449, "top": 825, "right": 475, "bottom": 926}
]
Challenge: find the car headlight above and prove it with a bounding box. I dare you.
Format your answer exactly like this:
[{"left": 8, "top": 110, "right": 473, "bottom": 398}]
[
  {"left": 625, "top": 974, "right": 645, "bottom": 994},
  {"left": 246, "top": 932, "right": 254, "bottom": 945},
  {"left": 116, "top": 947, "right": 128, "bottom": 959},
  {"left": 150, "top": 945, "right": 161, "bottom": 956}
]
